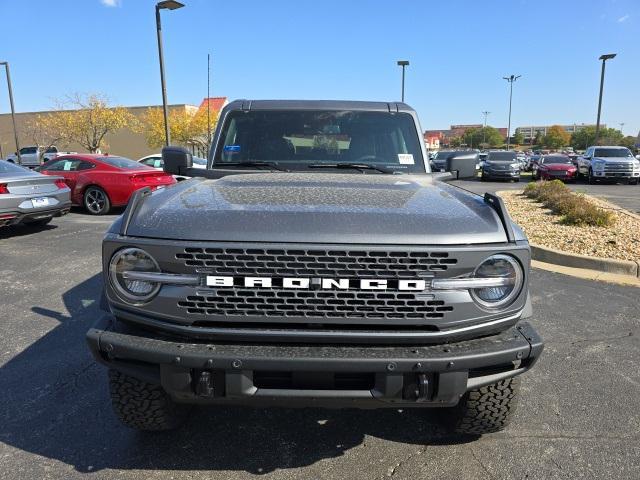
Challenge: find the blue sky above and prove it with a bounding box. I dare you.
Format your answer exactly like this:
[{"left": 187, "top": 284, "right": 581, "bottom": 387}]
[{"left": 0, "top": 0, "right": 638, "bottom": 135}]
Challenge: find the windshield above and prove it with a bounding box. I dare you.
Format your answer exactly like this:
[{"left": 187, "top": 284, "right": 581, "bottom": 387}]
[
  {"left": 593, "top": 148, "right": 632, "bottom": 158},
  {"left": 541, "top": 156, "right": 571, "bottom": 164},
  {"left": 213, "top": 110, "right": 425, "bottom": 173},
  {"left": 0, "top": 160, "right": 34, "bottom": 176},
  {"left": 487, "top": 151, "right": 517, "bottom": 162},
  {"left": 99, "top": 156, "right": 147, "bottom": 169}
]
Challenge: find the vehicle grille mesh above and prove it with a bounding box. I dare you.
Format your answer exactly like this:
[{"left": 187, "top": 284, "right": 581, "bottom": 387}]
[
  {"left": 176, "top": 247, "right": 457, "bottom": 322},
  {"left": 176, "top": 247, "right": 457, "bottom": 277},
  {"left": 178, "top": 289, "right": 453, "bottom": 320}
]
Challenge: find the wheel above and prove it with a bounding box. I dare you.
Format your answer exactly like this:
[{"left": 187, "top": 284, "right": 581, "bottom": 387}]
[
  {"left": 588, "top": 168, "right": 596, "bottom": 185},
  {"left": 25, "top": 217, "right": 52, "bottom": 227},
  {"left": 445, "top": 377, "right": 520, "bottom": 435},
  {"left": 108, "top": 370, "right": 191, "bottom": 431},
  {"left": 629, "top": 178, "right": 638, "bottom": 185},
  {"left": 480, "top": 172, "right": 487, "bottom": 181},
  {"left": 84, "top": 186, "right": 111, "bottom": 215}
]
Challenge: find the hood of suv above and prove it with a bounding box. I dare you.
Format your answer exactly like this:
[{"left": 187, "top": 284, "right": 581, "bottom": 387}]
[{"left": 124, "top": 173, "right": 508, "bottom": 244}]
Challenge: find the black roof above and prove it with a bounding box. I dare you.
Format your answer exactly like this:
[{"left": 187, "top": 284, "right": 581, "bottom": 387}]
[{"left": 225, "top": 99, "right": 416, "bottom": 113}]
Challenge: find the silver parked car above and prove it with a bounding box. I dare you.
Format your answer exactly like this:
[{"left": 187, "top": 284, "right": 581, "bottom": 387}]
[{"left": 0, "top": 160, "right": 72, "bottom": 227}]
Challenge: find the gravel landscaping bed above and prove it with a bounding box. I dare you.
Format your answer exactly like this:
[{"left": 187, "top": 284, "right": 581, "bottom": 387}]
[{"left": 498, "top": 189, "right": 640, "bottom": 262}]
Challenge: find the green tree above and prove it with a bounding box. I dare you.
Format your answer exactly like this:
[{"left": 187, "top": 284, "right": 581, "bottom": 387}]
[
  {"left": 512, "top": 131, "right": 524, "bottom": 145},
  {"left": 449, "top": 136, "right": 463, "bottom": 148},
  {"left": 462, "top": 126, "right": 504, "bottom": 148},
  {"left": 543, "top": 125, "right": 571, "bottom": 149},
  {"left": 571, "top": 126, "right": 624, "bottom": 149},
  {"left": 533, "top": 131, "right": 544, "bottom": 147},
  {"left": 619, "top": 136, "right": 637, "bottom": 149}
]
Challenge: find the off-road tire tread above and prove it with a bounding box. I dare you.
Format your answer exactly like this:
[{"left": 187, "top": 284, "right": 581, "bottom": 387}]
[
  {"left": 108, "top": 369, "right": 190, "bottom": 431},
  {"left": 453, "top": 377, "right": 520, "bottom": 435}
]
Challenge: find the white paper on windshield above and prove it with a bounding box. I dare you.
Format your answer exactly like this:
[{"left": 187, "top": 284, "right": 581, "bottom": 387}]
[
  {"left": 398, "top": 154, "right": 414, "bottom": 165},
  {"left": 63, "top": 161, "right": 72, "bottom": 171}
]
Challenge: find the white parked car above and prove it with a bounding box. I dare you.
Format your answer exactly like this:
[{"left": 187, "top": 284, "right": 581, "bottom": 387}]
[
  {"left": 6, "top": 146, "right": 75, "bottom": 168},
  {"left": 138, "top": 154, "right": 206, "bottom": 181}
]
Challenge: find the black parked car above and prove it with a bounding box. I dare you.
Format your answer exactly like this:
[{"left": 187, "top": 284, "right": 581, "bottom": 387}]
[{"left": 481, "top": 151, "right": 521, "bottom": 182}]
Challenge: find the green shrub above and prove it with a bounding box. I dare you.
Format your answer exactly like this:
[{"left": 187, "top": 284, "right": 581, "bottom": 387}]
[{"left": 521, "top": 180, "right": 615, "bottom": 227}]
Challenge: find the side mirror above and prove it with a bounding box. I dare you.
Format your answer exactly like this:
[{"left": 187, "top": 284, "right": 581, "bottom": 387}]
[
  {"left": 162, "top": 146, "right": 192, "bottom": 176},
  {"left": 636, "top": 155, "right": 640, "bottom": 160},
  {"left": 446, "top": 153, "right": 479, "bottom": 179}
]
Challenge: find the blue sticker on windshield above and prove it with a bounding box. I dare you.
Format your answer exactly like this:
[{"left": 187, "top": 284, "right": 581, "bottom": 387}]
[{"left": 224, "top": 145, "right": 241, "bottom": 153}]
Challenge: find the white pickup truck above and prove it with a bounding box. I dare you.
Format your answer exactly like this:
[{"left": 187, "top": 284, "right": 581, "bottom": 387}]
[{"left": 6, "top": 146, "right": 75, "bottom": 168}]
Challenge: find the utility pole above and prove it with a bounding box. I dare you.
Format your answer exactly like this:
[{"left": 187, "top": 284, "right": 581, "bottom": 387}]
[
  {"left": 207, "top": 53, "right": 211, "bottom": 153},
  {"left": 0, "top": 61, "right": 21, "bottom": 164},
  {"left": 595, "top": 53, "right": 616, "bottom": 145},
  {"left": 482, "top": 111, "right": 490, "bottom": 146},
  {"left": 155, "top": 1, "right": 185, "bottom": 147},
  {"left": 503, "top": 75, "right": 521, "bottom": 150},
  {"left": 397, "top": 60, "right": 409, "bottom": 102}
]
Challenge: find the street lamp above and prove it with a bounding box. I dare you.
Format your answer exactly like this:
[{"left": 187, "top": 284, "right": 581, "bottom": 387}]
[
  {"left": 397, "top": 60, "right": 409, "bottom": 102},
  {"left": 0, "top": 62, "right": 21, "bottom": 164},
  {"left": 503, "top": 74, "right": 521, "bottom": 150},
  {"left": 595, "top": 53, "right": 616, "bottom": 145},
  {"left": 482, "top": 111, "right": 490, "bottom": 146},
  {"left": 155, "top": 0, "right": 185, "bottom": 147}
]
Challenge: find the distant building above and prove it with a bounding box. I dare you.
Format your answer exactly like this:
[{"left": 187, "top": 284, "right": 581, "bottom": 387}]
[
  {"left": 0, "top": 97, "right": 228, "bottom": 160},
  {"left": 424, "top": 124, "right": 507, "bottom": 148},
  {"left": 515, "top": 124, "right": 602, "bottom": 142}
]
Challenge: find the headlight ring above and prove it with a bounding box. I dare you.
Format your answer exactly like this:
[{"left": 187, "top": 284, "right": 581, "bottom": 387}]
[{"left": 109, "top": 247, "right": 161, "bottom": 304}]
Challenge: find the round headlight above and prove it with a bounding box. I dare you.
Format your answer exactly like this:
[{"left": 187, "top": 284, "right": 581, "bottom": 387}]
[
  {"left": 109, "top": 248, "right": 161, "bottom": 303},
  {"left": 470, "top": 254, "right": 523, "bottom": 310}
]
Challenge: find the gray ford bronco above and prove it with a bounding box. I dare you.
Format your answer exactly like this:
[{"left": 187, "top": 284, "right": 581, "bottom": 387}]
[{"left": 87, "top": 100, "right": 543, "bottom": 435}]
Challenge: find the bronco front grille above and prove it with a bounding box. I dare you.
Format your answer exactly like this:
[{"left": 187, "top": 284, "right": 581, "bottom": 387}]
[
  {"left": 177, "top": 289, "right": 453, "bottom": 320},
  {"left": 176, "top": 247, "right": 457, "bottom": 277}
]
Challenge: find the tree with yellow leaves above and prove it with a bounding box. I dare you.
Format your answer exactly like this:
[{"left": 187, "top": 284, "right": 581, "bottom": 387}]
[
  {"left": 139, "top": 106, "right": 214, "bottom": 152},
  {"left": 57, "top": 93, "right": 137, "bottom": 153},
  {"left": 25, "top": 112, "right": 71, "bottom": 162}
]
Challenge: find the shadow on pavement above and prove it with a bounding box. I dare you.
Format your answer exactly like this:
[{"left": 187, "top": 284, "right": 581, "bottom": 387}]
[
  {"left": 0, "top": 222, "right": 58, "bottom": 239},
  {"left": 0, "top": 273, "right": 476, "bottom": 475}
]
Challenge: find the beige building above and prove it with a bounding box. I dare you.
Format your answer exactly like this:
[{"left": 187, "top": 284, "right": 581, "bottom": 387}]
[{"left": 0, "top": 97, "right": 227, "bottom": 160}]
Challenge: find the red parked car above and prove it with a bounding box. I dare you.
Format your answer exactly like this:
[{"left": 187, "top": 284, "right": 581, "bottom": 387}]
[
  {"left": 532, "top": 155, "right": 577, "bottom": 182},
  {"left": 39, "top": 154, "right": 176, "bottom": 214}
]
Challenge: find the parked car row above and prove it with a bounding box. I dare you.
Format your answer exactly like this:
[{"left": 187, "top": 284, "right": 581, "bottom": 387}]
[
  {"left": 6, "top": 145, "right": 76, "bottom": 168},
  {"left": 0, "top": 160, "right": 71, "bottom": 227}
]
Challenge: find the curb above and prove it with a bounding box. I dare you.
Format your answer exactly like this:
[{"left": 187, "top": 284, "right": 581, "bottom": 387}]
[{"left": 530, "top": 243, "right": 640, "bottom": 278}]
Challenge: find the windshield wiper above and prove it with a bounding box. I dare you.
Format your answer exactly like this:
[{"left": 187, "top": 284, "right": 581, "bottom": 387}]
[
  {"left": 308, "top": 163, "right": 393, "bottom": 174},
  {"left": 213, "top": 161, "right": 290, "bottom": 172}
]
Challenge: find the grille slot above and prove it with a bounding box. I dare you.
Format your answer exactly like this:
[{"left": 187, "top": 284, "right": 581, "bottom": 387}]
[
  {"left": 176, "top": 248, "right": 457, "bottom": 277},
  {"left": 178, "top": 289, "right": 453, "bottom": 320}
]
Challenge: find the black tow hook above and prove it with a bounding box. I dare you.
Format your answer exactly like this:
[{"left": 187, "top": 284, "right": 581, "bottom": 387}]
[
  {"left": 414, "top": 373, "right": 430, "bottom": 402},
  {"left": 195, "top": 371, "right": 214, "bottom": 397}
]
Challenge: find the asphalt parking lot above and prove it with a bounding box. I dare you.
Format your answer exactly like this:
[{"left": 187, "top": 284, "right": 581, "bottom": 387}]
[{"left": 1, "top": 199, "right": 639, "bottom": 480}]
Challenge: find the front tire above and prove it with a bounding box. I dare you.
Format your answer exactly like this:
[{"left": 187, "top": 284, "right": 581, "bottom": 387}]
[
  {"left": 588, "top": 168, "right": 596, "bottom": 185},
  {"left": 84, "top": 186, "right": 111, "bottom": 215},
  {"left": 108, "top": 370, "right": 191, "bottom": 431},
  {"left": 446, "top": 377, "right": 520, "bottom": 435}
]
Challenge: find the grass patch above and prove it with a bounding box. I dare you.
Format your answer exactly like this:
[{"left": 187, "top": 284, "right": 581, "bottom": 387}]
[{"left": 523, "top": 180, "right": 615, "bottom": 227}]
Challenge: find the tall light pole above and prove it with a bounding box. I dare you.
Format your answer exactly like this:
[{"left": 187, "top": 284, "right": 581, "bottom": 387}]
[
  {"left": 503, "top": 74, "right": 521, "bottom": 150},
  {"left": 619, "top": 122, "right": 625, "bottom": 135},
  {"left": 397, "top": 60, "right": 409, "bottom": 102},
  {"left": 155, "top": 1, "right": 185, "bottom": 147},
  {"left": 482, "top": 111, "right": 490, "bottom": 147},
  {"left": 0, "top": 62, "right": 21, "bottom": 164},
  {"left": 594, "top": 53, "right": 616, "bottom": 145}
]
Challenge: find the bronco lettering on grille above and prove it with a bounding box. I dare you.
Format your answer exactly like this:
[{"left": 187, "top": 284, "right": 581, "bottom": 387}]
[{"left": 206, "top": 276, "right": 427, "bottom": 291}]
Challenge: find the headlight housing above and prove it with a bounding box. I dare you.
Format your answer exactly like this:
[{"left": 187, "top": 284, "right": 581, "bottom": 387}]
[
  {"left": 510, "top": 163, "right": 520, "bottom": 170},
  {"left": 632, "top": 160, "right": 640, "bottom": 171},
  {"left": 470, "top": 254, "right": 523, "bottom": 310},
  {"left": 593, "top": 160, "right": 605, "bottom": 171},
  {"left": 109, "top": 248, "right": 161, "bottom": 303}
]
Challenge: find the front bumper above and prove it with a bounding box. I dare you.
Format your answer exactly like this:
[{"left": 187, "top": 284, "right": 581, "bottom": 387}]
[
  {"left": 483, "top": 169, "right": 520, "bottom": 179},
  {"left": 87, "top": 313, "right": 543, "bottom": 408}
]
